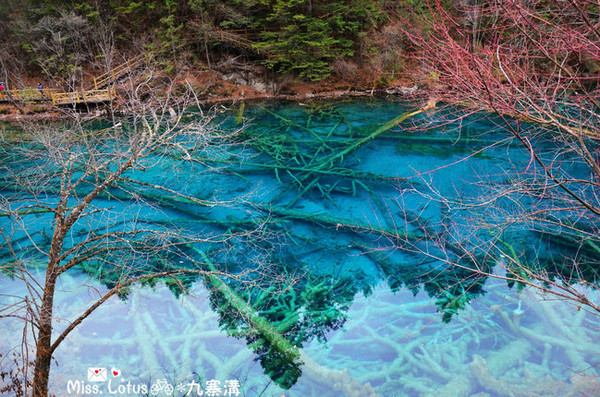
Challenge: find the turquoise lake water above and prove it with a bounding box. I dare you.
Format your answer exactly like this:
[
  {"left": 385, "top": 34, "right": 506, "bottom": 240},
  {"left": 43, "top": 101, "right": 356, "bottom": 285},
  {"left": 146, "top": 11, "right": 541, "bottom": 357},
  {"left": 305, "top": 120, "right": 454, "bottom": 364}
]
[{"left": 1, "top": 98, "right": 599, "bottom": 396}]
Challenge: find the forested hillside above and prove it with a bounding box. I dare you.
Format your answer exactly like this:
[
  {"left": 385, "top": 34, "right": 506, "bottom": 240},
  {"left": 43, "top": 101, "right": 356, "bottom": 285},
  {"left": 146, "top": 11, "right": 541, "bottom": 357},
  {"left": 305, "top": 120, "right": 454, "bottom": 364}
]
[
  {"left": 1, "top": 1, "right": 598, "bottom": 102},
  {"left": 0, "top": 0, "right": 404, "bottom": 90}
]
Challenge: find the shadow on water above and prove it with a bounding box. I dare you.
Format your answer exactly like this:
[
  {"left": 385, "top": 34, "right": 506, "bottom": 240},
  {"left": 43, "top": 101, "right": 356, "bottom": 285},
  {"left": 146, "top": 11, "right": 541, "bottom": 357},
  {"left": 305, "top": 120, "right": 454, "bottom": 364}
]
[{"left": 1, "top": 98, "right": 600, "bottom": 394}]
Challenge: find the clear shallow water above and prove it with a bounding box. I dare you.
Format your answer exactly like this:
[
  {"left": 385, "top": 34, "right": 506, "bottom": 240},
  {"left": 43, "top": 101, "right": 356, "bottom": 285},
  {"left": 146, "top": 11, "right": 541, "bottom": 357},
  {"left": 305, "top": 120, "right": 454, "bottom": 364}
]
[{"left": 1, "top": 98, "right": 599, "bottom": 396}]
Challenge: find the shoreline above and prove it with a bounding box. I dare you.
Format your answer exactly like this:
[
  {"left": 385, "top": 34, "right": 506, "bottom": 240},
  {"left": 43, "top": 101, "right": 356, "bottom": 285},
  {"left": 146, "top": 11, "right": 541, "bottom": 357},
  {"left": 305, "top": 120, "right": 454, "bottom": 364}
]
[
  {"left": 198, "top": 88, "right": 382, "bottom": 106},
  {"left": 0, "top": 89, "right": 404, "bottom": 124}
]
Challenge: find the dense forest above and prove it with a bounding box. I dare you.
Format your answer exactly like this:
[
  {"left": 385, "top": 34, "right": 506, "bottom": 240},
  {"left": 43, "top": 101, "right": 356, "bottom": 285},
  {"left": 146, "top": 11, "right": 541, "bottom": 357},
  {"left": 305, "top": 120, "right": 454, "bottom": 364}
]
[
  {"left": 0, "top": 0, "right": 401, "bottom": 90},
  {"left": 2, "top": 0, "right": 598, "bottom": 99}
]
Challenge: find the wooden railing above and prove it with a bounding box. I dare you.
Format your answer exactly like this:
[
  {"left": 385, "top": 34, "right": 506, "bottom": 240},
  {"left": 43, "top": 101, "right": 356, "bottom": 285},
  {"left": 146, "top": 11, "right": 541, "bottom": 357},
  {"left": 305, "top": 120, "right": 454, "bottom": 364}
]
[
  {"left": 0, "top": 55, "right": 143, "bottom": 106},
  {"left": 51, "top": 87, "right": 116, "bottom": 105},
  {"left": 0, "top": 88, "right": 56, "bottom": 102},
  {"left": 0, "top": 87, "right": 116, "bottom": 106},
  {"left": 92, "top": 54, "right": 146, "bottom": 90}
]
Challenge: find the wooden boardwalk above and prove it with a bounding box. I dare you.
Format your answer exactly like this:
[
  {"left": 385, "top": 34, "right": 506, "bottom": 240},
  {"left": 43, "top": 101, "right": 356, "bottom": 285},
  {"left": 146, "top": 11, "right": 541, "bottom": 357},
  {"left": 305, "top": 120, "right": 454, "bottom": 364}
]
[
  {"left": 0, "top": 55, "right": 143, "bottom": 106},
  {"left": 91, "top": 54, "right": 145, "bottom": 90},
  {"left": 50, "top": 87, "right": 117, "bottom": 105},
  {"left": 0, "top": 87, "right": 116, "bottom": 105},
  {"left": 0, "top": 88, "right": 54, "bottom": 102}
]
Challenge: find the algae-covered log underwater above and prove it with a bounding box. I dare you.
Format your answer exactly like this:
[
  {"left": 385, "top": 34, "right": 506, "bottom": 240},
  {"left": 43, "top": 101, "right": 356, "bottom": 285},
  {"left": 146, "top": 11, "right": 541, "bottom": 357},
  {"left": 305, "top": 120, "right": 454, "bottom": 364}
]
[{"left": 1, "top": 98, "right": 599, "bottom": 396}]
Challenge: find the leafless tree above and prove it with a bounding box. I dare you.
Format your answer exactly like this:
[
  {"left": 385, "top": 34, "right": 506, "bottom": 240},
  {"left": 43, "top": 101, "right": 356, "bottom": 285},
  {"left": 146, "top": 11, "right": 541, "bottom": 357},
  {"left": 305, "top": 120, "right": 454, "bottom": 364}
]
[
  {"left": 382, "top": 0, "right": 600, "bottom": 316},
  {"left": 0, "top": 66, "right": 289, "bottom": 396}
]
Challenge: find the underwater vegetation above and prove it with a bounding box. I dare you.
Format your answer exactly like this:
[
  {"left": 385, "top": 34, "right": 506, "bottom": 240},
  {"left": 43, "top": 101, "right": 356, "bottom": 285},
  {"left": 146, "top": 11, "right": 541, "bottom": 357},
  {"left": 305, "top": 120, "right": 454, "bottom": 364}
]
[{"left": 1, "top": 98, "right": 600, "bottom": 395}]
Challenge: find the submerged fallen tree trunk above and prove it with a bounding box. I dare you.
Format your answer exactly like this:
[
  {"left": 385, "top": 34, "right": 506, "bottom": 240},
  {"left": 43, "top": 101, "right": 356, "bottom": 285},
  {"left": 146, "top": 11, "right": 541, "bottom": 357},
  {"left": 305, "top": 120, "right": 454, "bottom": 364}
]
[
  {"left": 255, "top": 204, "right": 424, "bottom": 242},
  {"left": 189, "top": 155, "right": 402, "bottom": 183},
  {"left": 312, "top": 107, "right": 429, "bottom": 172},
  {"left": 0, "top": 207, "right": 68, "bottom": 217},
  {"left": 189, "top": 246, "right": 303, "bottom": 386}
]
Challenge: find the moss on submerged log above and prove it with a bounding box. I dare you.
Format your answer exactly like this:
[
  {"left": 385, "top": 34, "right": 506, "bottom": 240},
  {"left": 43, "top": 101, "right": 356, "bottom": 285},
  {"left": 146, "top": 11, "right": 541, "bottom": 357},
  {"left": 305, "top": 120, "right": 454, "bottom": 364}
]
[
  {"left": 189, "top": 246, "right": 303, "bottom": 388},
  {"left": 255, "top": 204, "right": 424, "bottom": 241}
]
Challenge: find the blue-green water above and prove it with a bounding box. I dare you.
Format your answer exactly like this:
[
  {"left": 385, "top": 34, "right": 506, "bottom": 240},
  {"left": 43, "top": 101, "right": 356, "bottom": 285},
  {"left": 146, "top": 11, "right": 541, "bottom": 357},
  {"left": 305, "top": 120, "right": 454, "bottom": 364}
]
[{"left": 1, "top": 99, "right": 599, "bottom": 396}]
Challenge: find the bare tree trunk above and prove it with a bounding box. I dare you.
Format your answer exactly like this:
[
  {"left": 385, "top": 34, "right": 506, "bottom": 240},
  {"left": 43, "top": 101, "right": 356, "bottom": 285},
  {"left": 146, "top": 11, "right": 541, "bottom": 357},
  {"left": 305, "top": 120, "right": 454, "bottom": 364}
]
[
  {"left": 32, "top": 215, "right": 67, "bottom": 396},
  {"left": 32, "top": 275, "right": 56, "bottom": 397}
]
